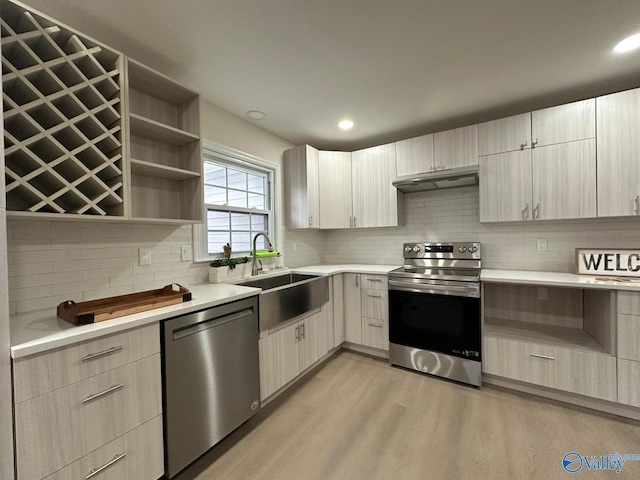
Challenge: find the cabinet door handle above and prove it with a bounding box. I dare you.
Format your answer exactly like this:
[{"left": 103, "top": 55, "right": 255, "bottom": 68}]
[
  {"left": 531, "top": 138, "right": 538, "bottom": 148},
  {"left": 353, "top": 216, "right": 357, "bottom": 227},
  {"left": 367, "top": 278, "right": 382, "bottom": 283},
  {"left": 300, "top": 323, "right": 305, "bottom": 339},
  {"left": 349, "top": 216, "right": 352, "bottom": 228},
  {"left": 635, "top": 196, "right": 639, "bottom": 215},
  {"left": 533, "top": 203, "right": 540, "bottom": 220},
  {"left": 367, "top": 323, "right": 383, "bottom": 328},
  {"left": 367, "top": 294, "right": 382, "bottom": 298},
  {"left": 355, "top": 275, "right": 359, "bottom": 287},
  {"left": 82, "top": 346, "right": 123, "bottom": 362},
  {"left": 520, "top": 140, "right": 528, "bottom": 150},
  {"left": 295, "top": 326, "right": 300, "bottom": 341},
  {"left": 86, "top": 453, "right": 127, "bottom": 479},
  {"left": 530, "top": 353, "right": 555, "bottom": 360},
  {"left": 308, "top": 215, "right": 312, "bottom": 227},
  {"left": 83, "top": 384, "right": 124, "bottom": 404},
  {"left": 522, "top": 203, "right": 529, "bottom": 220}
]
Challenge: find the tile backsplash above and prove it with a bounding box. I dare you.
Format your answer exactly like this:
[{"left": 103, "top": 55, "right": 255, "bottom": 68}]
[{"left": 8, "top": 185, "right": 640, "bottom": 314}]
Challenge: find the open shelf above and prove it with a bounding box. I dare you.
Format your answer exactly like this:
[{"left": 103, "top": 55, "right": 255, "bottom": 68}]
[
  {"left": 129, "top": 113, "right": 199, "bottom": 147},
  {"left": 130, "top": 159, "right": 200, "bottom": 181},
  {"left": 1, "top": 1, "right": 125, "bottom": 217},
  {"left": 484, "top": 317, "right": 609, "bottom": 355}
]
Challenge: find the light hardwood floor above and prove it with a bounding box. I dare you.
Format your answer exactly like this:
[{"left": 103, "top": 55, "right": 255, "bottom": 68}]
[{"left": 177, "top": 351, "right": 640, "bottom": 480}]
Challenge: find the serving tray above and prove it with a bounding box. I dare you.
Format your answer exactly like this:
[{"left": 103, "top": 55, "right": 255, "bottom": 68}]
[{"left": 57, "top": 284, "right": 192, "bottom": 326}]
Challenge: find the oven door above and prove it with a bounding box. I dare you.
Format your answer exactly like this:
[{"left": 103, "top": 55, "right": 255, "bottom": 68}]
[{"left": 388, "top": 279, "right": 481, "bottom": 361}]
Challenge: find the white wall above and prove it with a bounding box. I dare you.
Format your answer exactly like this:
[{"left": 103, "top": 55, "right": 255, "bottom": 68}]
[{"left": 324, "top": 186, "right": 640, "bottom": 271}]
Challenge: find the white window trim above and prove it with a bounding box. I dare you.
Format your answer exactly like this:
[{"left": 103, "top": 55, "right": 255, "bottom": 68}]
[{"left": 193, "top": 140, "right": 281, "bottom": 263}]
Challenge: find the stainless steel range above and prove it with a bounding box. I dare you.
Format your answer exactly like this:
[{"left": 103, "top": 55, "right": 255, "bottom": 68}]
[{"left": 388, "top": 241, "right": 482, "bottom": 387}]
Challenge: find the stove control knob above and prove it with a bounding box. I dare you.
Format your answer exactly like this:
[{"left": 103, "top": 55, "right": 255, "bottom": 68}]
[
  {"left": 469, "top": 245, "right": 478, "bottom": 253},
  {"left": 404, "top": 246, "right": 412, "bottom": 253},
  {"left": 412, "top": 246, "right": 421, "bottom": 253},
  {"left": 458, "top": 246, "right": 467, "bottom": 253}
]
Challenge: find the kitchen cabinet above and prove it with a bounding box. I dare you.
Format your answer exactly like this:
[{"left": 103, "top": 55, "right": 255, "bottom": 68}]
[
  {"left": 596, "top": 88, "right": 640, "bottom": 217},
  {"left": 332, "top": 274, "right": 345, "bottom": 347},
  {"left": 343, "top": 273, "right": 362, "bottom": 344},
  {"left": 259, "top": 308, "right": 329, "bottom": 400},
  {"left": 12, "top": 324, "right": 163, "bottom": 480},
  {"left": 479, "top": 99, "right": 596, "bottom": 222},
  {"left": 351, "top": 143, "right": 403, "bottom": 228},
  {"left": 284, "top": 144, "right": 320, "bottom": 228},
  {"left": 127, "top": 59, "right": 203, "bottom": 223},
  {"left": 395, "top": 134, "right": 434, "bottom": 176},
  {"left": 433, "top": 124, "right": 479, "bottom": 169},
  {"left": 343, "top": 273, "right": 389, "bottom": 351},
  {"left": 318, "top": 151, "right": 352, "bottom": 228},
  {"left": 1, "top": 1, "right": 204, "bottom": 224},
  {"left": 617, "top": 292, "right": 640, "bottom": 407},
  {"left": 0, "top": 210, "right": 12, "bottom": 480}
]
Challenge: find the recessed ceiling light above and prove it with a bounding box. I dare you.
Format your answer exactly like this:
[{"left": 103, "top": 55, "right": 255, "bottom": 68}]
[
  {"left": 338, "top": 119, "right": 354, "bottom": 130},
  {"left": 613, "top": 33, "right": 640, "bottom": 53},
  {"left": 246, "top": 110, "right": 266, "bottom": 120}
]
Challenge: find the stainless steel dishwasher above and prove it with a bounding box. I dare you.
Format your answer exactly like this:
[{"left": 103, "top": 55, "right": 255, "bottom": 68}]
[{"left": 161, "top": 296, "right": 260, "bottom": 478}]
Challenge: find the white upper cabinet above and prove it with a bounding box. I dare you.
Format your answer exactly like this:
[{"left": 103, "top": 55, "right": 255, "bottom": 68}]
[
  {"left": 596, "top": 88, "right": 640, "bottom": 218},
  {"left": 395, "top": 134, "right": 434, "bottom": 176},
  {"left": 433, "top": 124, "right": 479, "bottom": 169},
  {"left": 479, "top": 113, "right": 531, "bottom": 156},
  {"left": 479, "top": 150, "right": 532, "bottom": 222},
  {"left": 531, "top": 99, "right": 595, "bottom": 147},
  {"left": 351, "top": 143, "right": 402, "bottom": 228},
  {"left": 284, "top": 145, "right": 320, "bottom": 229},
  {"left": 318, "top": 151, "right": 352, "bottom": 229}
]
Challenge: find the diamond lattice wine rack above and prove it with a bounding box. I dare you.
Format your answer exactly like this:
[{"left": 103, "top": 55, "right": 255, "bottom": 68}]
[{"left": 1, "top": 1, "right": 125, "bottom": 217}]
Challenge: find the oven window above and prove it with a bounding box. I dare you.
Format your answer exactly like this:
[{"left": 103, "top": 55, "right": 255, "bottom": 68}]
[{"left": 389, "top": 289, "right": 481, "bottom": 360}]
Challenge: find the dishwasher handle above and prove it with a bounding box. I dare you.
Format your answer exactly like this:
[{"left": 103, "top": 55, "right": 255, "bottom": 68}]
[{"left": 172, "top": 308, "right": 254, "bottom": 341}]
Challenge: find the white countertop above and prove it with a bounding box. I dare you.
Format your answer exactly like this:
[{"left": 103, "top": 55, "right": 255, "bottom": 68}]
[
  {"left": 482, "top": 269, "right": 640, "bottom": 291},
  {"left": 10, "top": 264, "right": 399, "bottom": 359},
  {"left": 10, "top": 283, "right": 260, "bottom": 359}
]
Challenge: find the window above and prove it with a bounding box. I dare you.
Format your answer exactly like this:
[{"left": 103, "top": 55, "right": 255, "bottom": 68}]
[{"left": 199, "top": 143, "right": 275, "bottom": 257}]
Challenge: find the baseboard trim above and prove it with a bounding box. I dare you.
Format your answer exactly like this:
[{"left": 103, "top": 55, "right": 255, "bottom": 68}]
[
  {"left": 342, "top": 342, "right": 389, "bottom": 359},
  {"left": 483, "top": 374, "right": 640, "bottom": 421}
]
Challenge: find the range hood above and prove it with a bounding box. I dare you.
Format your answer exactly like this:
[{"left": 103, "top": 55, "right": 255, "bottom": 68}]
[{"left": 392, "top": 165, "right": 479, "bottom": 193}]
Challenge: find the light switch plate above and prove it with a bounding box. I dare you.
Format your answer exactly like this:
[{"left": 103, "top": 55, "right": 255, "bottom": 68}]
[
  {"left": 181, "top": 245, "right": 192, "bottom": 261},
  {"left": 139, "top": 248, "right": 152, "bottom": 266}
]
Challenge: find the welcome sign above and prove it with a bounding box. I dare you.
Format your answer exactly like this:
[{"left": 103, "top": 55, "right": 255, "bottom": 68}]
[{"left": 576, "top": 249, "right": 640, "bottom": 278}]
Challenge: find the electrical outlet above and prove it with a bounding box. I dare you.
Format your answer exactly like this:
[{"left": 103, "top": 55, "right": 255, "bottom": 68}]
[
  {"left": 139, "top": 248, "right": 152, "bottom": 266},
  {"left": 538, "top": 287, "right": 548, "bottom": 300},
  {"left": 536, "top": 238, "right": 547, "bottom": 251},
  {"left": 181, "top": 245, "right": 192, "bottom": 261}
]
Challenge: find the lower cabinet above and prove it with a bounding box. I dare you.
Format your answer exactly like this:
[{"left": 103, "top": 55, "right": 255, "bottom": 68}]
[
  {"left": 259, "top": 307, "right": 329, "bottom": 401},
  {"left": 343, "top": 273, "right": 389, "bottom": 350},
  {"left": 483, "top": 336, "right": 617, "bottom": 402},
  {"left": 12, "top": 324, "right": 163, "bottom": 480},
  {"left": 43, "top": 416, "right": 164, "bottom": 480},
  {"left": 618, "top": 359, "right": 640, "bottom": 408}
]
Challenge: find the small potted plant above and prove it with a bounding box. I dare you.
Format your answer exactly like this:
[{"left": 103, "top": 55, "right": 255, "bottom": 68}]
[{"left": 208, "top": 244, "right": 251, "bottom": 282}]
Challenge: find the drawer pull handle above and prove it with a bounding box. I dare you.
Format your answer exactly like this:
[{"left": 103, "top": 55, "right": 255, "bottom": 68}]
[
  {"left": 367, "top": 323, "right": 383, "bottom": 328},
  {"left": 86, "top": 453, "right": 126, "bottom": 479},
  {"left": 82, "top": 346, "right": 123, "bottom": 362},
  {"left": 530, "top": 353, "right": 555, "bottom": 360},
  {"left": 367, "top": 278, "right": 383, "bottom": 282},
  {"left": 367, "top": 294, "right": 382, "bottom": 298},
  {"left": 83, "top": 384, "right": 124, "bottom": 404}
]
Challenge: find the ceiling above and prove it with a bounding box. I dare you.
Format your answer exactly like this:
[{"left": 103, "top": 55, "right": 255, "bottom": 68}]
[{"left": 19, "top": 0, "right": 640, "bottom": 150}]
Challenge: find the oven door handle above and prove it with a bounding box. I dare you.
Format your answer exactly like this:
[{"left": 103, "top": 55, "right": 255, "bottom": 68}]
[{"left": 388, "top": 279, "right": 480, "bottom": 298}]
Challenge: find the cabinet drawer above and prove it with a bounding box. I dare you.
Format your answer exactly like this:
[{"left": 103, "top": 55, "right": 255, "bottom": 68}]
[
  {"left": 618, "top": 291, "right": 640, "bottom": 315},
  {"left": 44, "top": 416, "right": 164, "bottom": 480},
  {"left": 361, "top": 288, "right": 388, "bottom": 320},
  {"left": 618, "top": 314, "right": 640, "bottom": 361},
  {"left": 618, "top": 359, "right": 640, "bottom": 408},
  {"left": 483, "top": 336, "right": 616, "bottom": 402},
  {"left": 361, "top": 317, "right": 389, "bottom": 351},
  {"left": 15, "top": 354, "right": 162, "bottom": 480},
  {"left": 14, "top": 323, "right": 160, "bottom": 403},
  {"left": 360, "top": 274, "right": 387, "bottom": 290}
]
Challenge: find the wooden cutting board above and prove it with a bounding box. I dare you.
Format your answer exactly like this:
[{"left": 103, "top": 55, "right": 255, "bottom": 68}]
[{"left": 57, "top": 284, "right": 192, "bottom": 325}]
